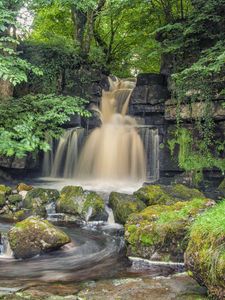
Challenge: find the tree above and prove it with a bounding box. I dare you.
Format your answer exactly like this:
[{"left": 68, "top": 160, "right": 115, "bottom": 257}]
[{"left": 0, "top": 0, "right": 42, "bottom": 99}]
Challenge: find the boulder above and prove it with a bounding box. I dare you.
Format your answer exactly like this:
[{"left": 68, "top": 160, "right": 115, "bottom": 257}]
[
  {"left": 8, "top": 216, "right": 71, "bottom": 259},
  {"left": 23, "top": 188, "right": 60, "bottom": 217},
  {"left": 134, "top": 184, "right": 204, "bottom": 206},
  {"left": 56, "top": 186, "right": 106, "bottom": 221},
  {"left": 109, "top": 192, "right": 146, "bottom": 224},
  {"left": 125, "top": 198, "right": 214, "bottom": 261},
  {"left": 185, "top": 200, "right": 225, "bottom": 300},
  {"left": 17, "top": 183, "right": 33, "bottom": 192}
]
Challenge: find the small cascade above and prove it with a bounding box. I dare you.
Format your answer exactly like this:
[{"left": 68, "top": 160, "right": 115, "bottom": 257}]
[
  {"left": 105, "top": 205, "right": 115, "bottom": 224},
  {"left": 139, "top": 127, "right": 159, "bottom": 182},
  {"left": 0, "top": 234, "right": 13, "bottom": 258},
  {"left": 42, "top": 128, "right": 85, "bottom": 178},
  {"left": 85, "top": 207, "right": 93, "bottom": 222}
]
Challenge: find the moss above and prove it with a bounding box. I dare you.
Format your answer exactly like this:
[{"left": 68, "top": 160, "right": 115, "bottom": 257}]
[
  {"left": 83, "top": 191, "right": 104, "bottom": 217},
  {"left": 8, "top": 216, "right": 71, "bottom": 259},
  {"left": 109, "top": 192, "right": 146, "bottom": 224},
  {"left": 134, "top": 184, "right": 205, "bottom": 207},
  {"left": 8, "top": 194, "right": 22, "bottom": 204},
  {"left": 185, "top": 200, "right": 225, "bottom": 300},
  {"left": 0, "top": 184, "right": 12, "bottom": 196},
  {"left": 169, "top": 184, "right": 204, "bottom": 200},
  {"left": 125, "top": 198, "right": 213, "bottom": 261},
  {"left": 56, "top": 186, "right": 105, "bottom": 220},
  {"left": 0, "top": 194, "right": 6, "bottom": 207}
]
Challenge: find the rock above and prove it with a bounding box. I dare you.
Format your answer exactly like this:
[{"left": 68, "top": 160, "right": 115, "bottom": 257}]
[
  {"left": 56, "top": 186, "right": 106, "bottom": 221},
  {"left": 23, "top": 188, "right": 60, "bottom": 217},
  {"left": 185, "top": 200, "right": 225, "bottom": 300},
  {"left": 0, "top": 194, "right": 6, "bottom": 208},
  {"left": 134, "top": 184, "right": 204, "bottom": 206},
  {"left": 16, "top": 183, "right": 33, "bottom": 192},
  {"left": 125, "top": 198, "right": 214, "bottom": 261},
  {"left": 218, "top": 178, "right": 225, "bottom": 196},
  {"left": 8, "top": 216, "right": 71, "bottom": 259},
  {"left": 109, "top": 192, "right": 146, "bottom": 224},
  {"left": 0, "top": 185, "right": 12, "bottom": 196},
  {"left": 8, "top": 194, "right": 23, "bottom": 204}
]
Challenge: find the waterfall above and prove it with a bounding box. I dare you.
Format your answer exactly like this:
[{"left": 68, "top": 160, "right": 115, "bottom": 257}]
[
  {"left": 42, "top": 77, "right": 160, "bottom": 183},
  {"left": 0, "top": 234, "right": 13, "bottom": 258},
  {"left": 76, "top": 78, "right": 146, "bottom": 181},
  {"left": 139, "top": 127, "right": 159, "bottom": 182},
  {"left": 42, "top": 128, "right": 85, "bottom": 178}
]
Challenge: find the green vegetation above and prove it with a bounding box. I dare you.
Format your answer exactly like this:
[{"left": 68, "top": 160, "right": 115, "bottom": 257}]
[
  {"left": 134, "top": 184, "right": 204, "bottom": 205},
  {"left": 109, "top": 192, "right": 146, "bottom": 224},
  {"left": 125, "top": 197, "right": 212, "bottom": 261},
  {"left": 185, "top": 200, "right": 225, "bottom": 299},
  {"left": 0, "top": 94, "right": 90, "bottom": 157}
]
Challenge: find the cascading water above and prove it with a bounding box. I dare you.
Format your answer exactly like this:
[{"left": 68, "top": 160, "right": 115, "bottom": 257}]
[
  {"left": 42, "top": 128, "right": 85, "bottom": 178},
  {"left": 42, "top": 77, "right": 160, "bottom": 186},
  {"left": 75, "top": 78, "right": 146, "bottom": 181}
]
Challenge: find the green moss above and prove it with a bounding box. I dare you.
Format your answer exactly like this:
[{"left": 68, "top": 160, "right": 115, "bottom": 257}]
[
  {"left": 185, "top": 200, "right": 225, "bottom": 299},
  {"left": 8, "top": 194, "right": 22, "bottom": 204},
  {"left": 0, "top": 194, "right": 6, "bottom": 207},
  {"left": 169, "top": 184, "right": 204, "bottom": 200},
  {"left": 83, "top": 191, "right": 104, "bottom": 216},
  {"left": 0, "top": 185, "right": 12, "bottom": 195},
  {"left": 109, "top": 192, "right": 146, "bottom": 224},
  {"left": 8, "top": 216, "right": 71, "bottom": 258},
  {"left": 125, "top": 198, "right": 212, "bottom": 260},
  {"left": 134, "top": 184, "right": 204, "bottom": 207}
]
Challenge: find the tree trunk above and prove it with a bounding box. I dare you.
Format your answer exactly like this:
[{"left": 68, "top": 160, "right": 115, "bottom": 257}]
[{"left": 0, "top": 80, "right": 13, "bottom": 100}]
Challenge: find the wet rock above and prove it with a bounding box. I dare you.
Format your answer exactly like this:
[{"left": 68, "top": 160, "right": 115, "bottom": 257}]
[
  {"left": 185, "top": 200, "right": 225, "bottom": 300},
  {"left": 16, "top": 183, "right": 33, "bottom": 192},
  {"left": 109, "top": 192, "right": 146, "bottom": 224},
  {"left": 8, "top": 216, "right": 71, "bottom": 259},
  {"left": 23, "top": 188, "right": 60, "bottom": 217},
  {"left": 56, "top": 186, "right": 106, "bottom": 221},
  {"left": 218, "top": 178, "right": 225, "bottom": 196},
  {"left": 134, "top": 184, "right": 204, "bottom": 206},
  {"left": 125, "top": 198, "right": 214, "bottom": 261}
]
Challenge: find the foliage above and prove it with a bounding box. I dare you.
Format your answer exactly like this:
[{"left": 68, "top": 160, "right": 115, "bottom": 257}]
[
  {"left": 0, "top": 0, "right": 43, "bottom": 86},
  {"left": 168, "top": 128, "right": 225, "bottom": 184},
  {"left": 186, "top": 200, "right": 225, "bottom": 298},
  {"left": 0, "top": 94, "right": 91, "bottom": 157},
  {"left": 160, "top": 0, "right": 225, "bottom": 180}
]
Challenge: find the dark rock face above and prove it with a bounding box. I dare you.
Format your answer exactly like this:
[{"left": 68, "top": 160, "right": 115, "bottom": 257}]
[{"left": 8, "top": 217, "right": 71, "bottom": 259}]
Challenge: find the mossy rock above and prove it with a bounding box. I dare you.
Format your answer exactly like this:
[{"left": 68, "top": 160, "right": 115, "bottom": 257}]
[
  {"left": 185, "top": 200, "right": 225, "bottom": 300},
  {"left": 0, "top": 194, "right": 6, "bottom": 208},
  {"left": 218, "top": 178, "right": 225, "bottom": 196},
  {"left": 109, "top": 192, "right": 146, "bottom": 224},
  {"left": 17, "top": 183, "right": 33, "bottom": 192},
  {"left": 0, "top": 184, "right": 12, "bottom": 196},
  {"left": 8, "top": 216, "right": 71, "bottom": 259},
  {"left": 134, "top": 184, "right": 204, "bottom": 206},
  {"left": 125, "top": 198, "right": 214, "bottom": 261},
  {"left": 23, "top": 188, "right": 60, "bottom": 217},
  {"left": 8, "top": 194, "right": 23, "bottom": 205},
  {"left": 56, "top": 186, "right": 105, "bottom": 221}
]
